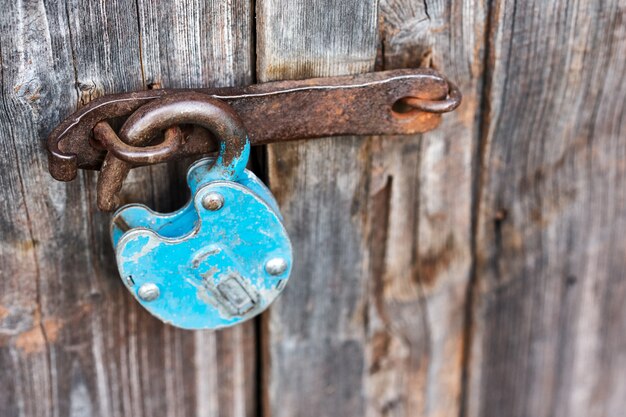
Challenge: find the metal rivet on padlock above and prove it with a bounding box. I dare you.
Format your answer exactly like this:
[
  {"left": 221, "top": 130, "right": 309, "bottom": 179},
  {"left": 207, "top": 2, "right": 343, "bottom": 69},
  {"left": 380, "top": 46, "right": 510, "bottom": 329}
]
[{"left": 109, "top": 94, "right": 293, "bottom": 330}]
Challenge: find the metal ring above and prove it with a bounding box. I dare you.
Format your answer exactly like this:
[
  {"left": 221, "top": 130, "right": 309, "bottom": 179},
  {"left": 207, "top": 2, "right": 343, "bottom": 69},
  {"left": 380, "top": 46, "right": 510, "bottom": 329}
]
[
  {"left": 94, "top": 121, "right": 183, "bottom": 165},
  {"left": 95, "top": 93, "right": 249, "bottom": 211},
  {"left": 118, "top": 93, "right": 249, "bottom": 170},
  {"left": 401, "top": 78, "right": 462, "bottom": 113}
]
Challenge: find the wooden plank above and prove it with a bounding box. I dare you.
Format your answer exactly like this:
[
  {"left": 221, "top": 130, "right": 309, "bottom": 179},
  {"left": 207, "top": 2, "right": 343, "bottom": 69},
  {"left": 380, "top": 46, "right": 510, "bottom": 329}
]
[
  {"left": 369, "top": 1, "right": 485, "bottom": 416},
  {"left": 256, "top": 2, "right": 378, "bottom": 416},
  {"left": 0, "top": 1, "right": 255, "bottom": 416},
  {"left": 468, "top": 1, "right": 626, "bottom": 417},
  {"left": 257, "top": 1, "right": 484, "bottom": 416}
]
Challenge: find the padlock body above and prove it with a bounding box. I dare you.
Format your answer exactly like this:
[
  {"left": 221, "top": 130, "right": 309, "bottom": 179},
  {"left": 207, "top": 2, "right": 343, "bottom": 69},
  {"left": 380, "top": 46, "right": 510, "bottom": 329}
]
[{"left": 111, "top": 159, "right": 292, "bottom": 330}]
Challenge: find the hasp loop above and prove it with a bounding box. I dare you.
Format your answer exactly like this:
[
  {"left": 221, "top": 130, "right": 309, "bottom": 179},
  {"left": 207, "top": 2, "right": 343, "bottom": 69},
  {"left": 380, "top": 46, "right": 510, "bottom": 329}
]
[{"left": 94, "top": 94, "right": 250, "bottom": 211}]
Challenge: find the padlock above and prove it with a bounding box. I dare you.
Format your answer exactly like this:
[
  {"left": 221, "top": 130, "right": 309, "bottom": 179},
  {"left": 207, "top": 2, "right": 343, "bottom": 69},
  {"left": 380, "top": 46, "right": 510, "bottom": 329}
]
[{"left": 109, "top": 95, "right": 293, "bottom": 330}]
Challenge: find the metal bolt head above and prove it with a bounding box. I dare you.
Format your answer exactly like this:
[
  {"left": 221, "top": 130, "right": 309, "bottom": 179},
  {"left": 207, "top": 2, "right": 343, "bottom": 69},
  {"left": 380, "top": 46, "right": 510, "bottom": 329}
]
[
  {"left": 265, "top": 257, "right": 288, "bottom": 276},
  {"left": 125, "top": 275, "right": 135, "bottom": 286},
  {"left": 202, "top": 192, "right": 224, "bottom": 211},
  {"left": 137, "top": 283, "right": 160, "bottom": 301}
]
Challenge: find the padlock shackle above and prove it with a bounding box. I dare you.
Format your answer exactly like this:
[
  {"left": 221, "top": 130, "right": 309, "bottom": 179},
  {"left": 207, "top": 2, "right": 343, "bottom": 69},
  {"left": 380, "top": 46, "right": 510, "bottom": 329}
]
[
  {"left": 119, "top": 93, "right": 250, "bottom": 179},
  {"left": 94, "top": 94, "right": 251, "bottom": 210}
]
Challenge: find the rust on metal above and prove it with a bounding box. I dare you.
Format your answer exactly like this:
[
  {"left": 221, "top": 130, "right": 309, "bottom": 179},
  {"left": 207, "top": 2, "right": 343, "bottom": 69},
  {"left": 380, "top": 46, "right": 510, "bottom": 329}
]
[
  {"left": 96, "top": 93, "right": 249, "bottom": 211},
  {"left": 94, "top": 121, "right": 183, "bottom": 165},
  {"left": 48, "top": 68, "right": 462, "bottom": 182},
  {"left": 93, "top": 121, "right": 184, "bottom": 210},
  {"left": 401, "top": 77, "right": 462, "bottom": 113}
]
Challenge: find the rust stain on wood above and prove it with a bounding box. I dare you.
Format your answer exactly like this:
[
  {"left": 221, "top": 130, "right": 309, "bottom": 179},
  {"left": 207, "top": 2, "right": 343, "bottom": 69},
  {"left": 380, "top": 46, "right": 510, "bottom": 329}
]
[
  {"left": 15, "top": 317, "right": 62, "bottom": 354},
  {"left": 13, "top": 239, "right": 38, "bottom": 252},
  {"left": 266, "top": 143, "right": 301, "bottom": 207},
  {"left": 0, "top": 305, "right": 9, "bottom": 321},
  {"left": 413, "top": 234, "right": 456, "bottom": 287},
  {"left": 369, "top": 329, "right": 392, "bottom": 373}
]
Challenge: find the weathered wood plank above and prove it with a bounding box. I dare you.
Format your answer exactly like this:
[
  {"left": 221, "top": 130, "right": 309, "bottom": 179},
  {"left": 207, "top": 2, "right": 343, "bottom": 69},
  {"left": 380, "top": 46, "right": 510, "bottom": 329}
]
[
  {"left": 0, "top": 1, "right": 255, "bottom": 416},
  {"left": 257, "top": 0, "right": 484, "bottom": 416},
  {"left": 367, "top": 1, "right": 485, "bottom": 416},
  {"left": 3, "top": 1, "right": 625, "bottom": 417},
  {"left": 469, "top": 1, "right": 626, "bottom": 417},
  {"left": 256, "top": 1, "right": 378, "bottom": 416}
]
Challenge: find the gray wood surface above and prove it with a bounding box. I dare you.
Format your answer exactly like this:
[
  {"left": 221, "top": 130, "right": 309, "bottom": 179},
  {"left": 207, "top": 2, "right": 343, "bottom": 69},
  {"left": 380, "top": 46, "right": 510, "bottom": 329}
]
[
  {"left": 1, "top": 0, "right": 626, "bottom": 416},
  {"left": 256, "top": 2, "right": 378, "bottom": 417},
  {"left": 256, "top": 0, "right": 484, "bottom": 416},
  {"left": 0, "top": 1, "right": 255, "bottom": 416},
  {"left": 468, "top": 1, "right": 626, "bottom": 417}
]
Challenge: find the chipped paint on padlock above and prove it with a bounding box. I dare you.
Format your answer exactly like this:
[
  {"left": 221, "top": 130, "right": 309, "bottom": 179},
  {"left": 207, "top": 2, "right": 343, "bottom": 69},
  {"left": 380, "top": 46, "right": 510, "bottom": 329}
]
[
  {"left": 110, "top": 157, "right": 282, "bottom": 244},
  {"left": 108, "top": 95, "right": 292, "bottom": 330},
  {"left": 113, "top": 178, "right": 293, "bottom": 330}
]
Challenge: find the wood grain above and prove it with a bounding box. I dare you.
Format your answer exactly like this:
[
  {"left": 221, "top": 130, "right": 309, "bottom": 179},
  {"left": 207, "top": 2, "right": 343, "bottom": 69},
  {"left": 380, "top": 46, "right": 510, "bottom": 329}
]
[
  {"left": 468, "top": 1, "right": 626, "bottom": 417},
  {"left": 256, "top": 1, "right": 378, "bottom": 417},
  {"left": 0, "top": 1, "right": 255, "bottom": 416},
  {"left": 3, "top": 0, "right": 626, "bottom": 416},
  {"left": 368, "top": 1, "right": 485, "bottom": 416},
  {"left": 256, "top": 0, "right": 484, "bottom": 416}
]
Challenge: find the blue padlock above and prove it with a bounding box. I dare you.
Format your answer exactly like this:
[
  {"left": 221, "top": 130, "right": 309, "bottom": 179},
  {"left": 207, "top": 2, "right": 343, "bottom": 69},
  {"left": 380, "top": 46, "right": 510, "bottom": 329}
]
[{"left": 110, "top": 95, "right": 292, "bottom": 330}]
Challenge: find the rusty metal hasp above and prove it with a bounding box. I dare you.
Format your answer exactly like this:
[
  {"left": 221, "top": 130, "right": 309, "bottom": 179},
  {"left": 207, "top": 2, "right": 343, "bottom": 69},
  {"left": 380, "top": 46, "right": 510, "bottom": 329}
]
[
  {"left": 45, "top": 68, "right": 460, "bottom": 330},
  {"left": 47, "top": 68, "right": 461, "bottom": 209}
]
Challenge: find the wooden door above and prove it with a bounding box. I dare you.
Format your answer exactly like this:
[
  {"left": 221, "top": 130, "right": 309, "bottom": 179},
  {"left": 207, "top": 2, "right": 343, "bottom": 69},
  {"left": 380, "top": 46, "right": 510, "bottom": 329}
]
[{"left": 1, "top": 1, "right": 624, "bottom": 417}]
